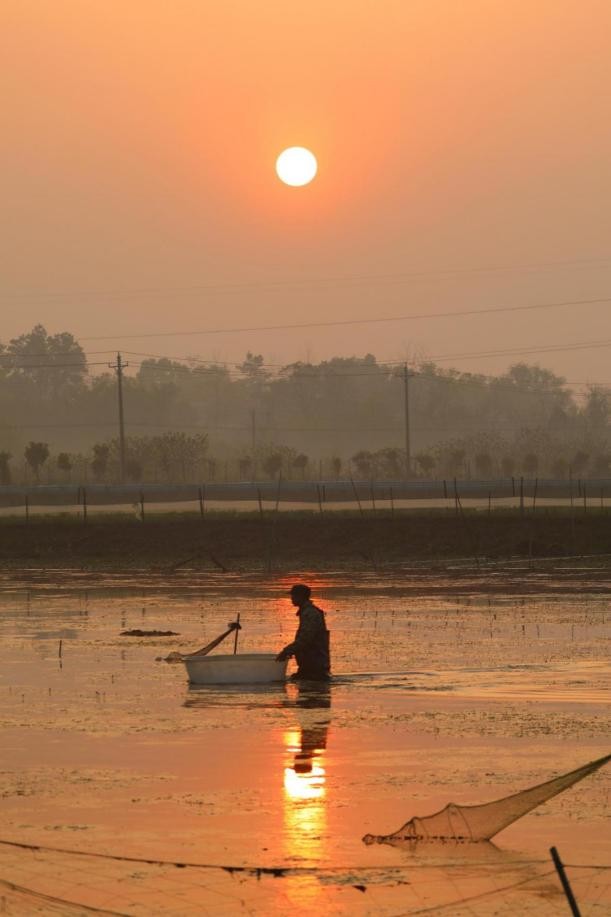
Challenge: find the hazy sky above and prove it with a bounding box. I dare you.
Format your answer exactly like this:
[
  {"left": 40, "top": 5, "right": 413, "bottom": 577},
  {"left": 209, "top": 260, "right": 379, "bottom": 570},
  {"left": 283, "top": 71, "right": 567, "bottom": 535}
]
[{"left": 2, "top": 1, "right": 610, "bottom": 385}]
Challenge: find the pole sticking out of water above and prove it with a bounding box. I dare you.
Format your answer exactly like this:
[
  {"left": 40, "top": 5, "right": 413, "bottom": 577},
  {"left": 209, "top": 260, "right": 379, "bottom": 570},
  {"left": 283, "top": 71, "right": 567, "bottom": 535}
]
[
  {"left": 233, "top": 613, "right": 241, "bottom": 655},
  {"left": 550, "top": 846, "right": 581, "bottom": 917}
]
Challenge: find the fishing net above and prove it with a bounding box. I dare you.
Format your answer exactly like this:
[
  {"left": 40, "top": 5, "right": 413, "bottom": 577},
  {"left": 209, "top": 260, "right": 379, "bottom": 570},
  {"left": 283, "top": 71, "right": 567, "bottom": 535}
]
[
  {"left": 0, "top": 840, "right": 609, "bottom": 916},
  {"left": 0, "top": 756, "right": 608, "bottom": 914},
  {"left": 364, "top": 753, "right": 611, "bottom": 844}
]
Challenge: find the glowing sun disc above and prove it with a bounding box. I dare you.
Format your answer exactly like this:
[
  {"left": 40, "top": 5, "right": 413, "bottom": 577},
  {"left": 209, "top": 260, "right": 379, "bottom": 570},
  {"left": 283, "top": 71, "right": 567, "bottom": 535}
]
[{"left": 276, "top": 147, "right": 317, "bottom": 186}]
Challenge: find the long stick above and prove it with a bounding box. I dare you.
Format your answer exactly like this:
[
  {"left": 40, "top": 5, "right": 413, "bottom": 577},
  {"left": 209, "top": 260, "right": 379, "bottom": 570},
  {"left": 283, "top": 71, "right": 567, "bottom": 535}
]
[
  {"left": 454, "top": 484, "right": 481, "bottom": 571},
  {"left": 186, "top": 621, "right": 240, "bottom": 658},
  {"left": 233, "top": 613, "right": 241, "bottom": 654},
  {"left": 350, "top": 477, "right": 364, "bottom": 517},
  {"left": 550, "top": 846, "right": 581, "bottom": 917}
]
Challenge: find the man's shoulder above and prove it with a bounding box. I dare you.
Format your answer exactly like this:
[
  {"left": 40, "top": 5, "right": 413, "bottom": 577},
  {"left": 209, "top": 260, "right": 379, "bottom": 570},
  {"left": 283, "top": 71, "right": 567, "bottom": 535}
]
[{"left": 300, "top": 602, "right": 325, "bottom": 619}]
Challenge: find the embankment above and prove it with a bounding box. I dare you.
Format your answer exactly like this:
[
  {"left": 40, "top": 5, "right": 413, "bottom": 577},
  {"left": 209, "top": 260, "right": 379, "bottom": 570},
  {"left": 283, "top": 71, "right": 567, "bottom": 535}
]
[{"left": 0, "top": 509, "right": 610, "bottom": 573}]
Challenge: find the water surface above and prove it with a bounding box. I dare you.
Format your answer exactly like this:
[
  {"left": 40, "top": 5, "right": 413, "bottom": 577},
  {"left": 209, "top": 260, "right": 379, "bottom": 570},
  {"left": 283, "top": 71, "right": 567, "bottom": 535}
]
[{"left": 0, "top": 572, "right": 609, "bottom": 914}]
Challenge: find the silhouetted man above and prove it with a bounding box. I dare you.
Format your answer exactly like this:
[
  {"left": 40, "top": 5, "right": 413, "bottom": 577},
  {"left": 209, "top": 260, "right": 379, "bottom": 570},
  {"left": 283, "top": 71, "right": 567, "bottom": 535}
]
[{"left": 276, "top": 584, "right": 330, "bottom": 681}]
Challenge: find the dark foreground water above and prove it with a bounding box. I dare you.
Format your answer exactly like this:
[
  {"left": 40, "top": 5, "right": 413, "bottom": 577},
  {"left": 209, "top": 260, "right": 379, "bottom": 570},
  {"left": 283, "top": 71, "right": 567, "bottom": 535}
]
[{"left": 0, "top": 571, "right": 609, "bottom": 915}]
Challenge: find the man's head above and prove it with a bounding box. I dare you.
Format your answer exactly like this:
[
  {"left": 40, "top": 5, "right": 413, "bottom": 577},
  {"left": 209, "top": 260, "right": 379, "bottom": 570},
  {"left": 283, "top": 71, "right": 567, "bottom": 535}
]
[{"left": 290, "top": 583, "right": 311, "bottom": 607}]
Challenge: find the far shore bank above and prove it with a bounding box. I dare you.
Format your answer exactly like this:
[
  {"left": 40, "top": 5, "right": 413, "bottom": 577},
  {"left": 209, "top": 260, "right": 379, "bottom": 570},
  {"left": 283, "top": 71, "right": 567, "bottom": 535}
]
[{"left": 1, "top": 510, "right": 610, "bottom": 582}]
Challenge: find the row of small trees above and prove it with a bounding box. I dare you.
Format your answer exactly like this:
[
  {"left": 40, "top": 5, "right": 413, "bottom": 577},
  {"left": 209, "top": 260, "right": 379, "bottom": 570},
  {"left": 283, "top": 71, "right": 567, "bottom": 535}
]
[
  {"left": 0, "top": 436, "right": 333, "bottom": 485},
  {"left": 1, "top": 437, "right": 610, "bottom": 485}
]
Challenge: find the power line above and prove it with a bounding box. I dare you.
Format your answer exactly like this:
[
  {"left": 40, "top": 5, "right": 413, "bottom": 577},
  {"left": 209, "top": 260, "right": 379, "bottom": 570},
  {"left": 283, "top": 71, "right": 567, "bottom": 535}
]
[
  {"left": 0, "top": 350, "right": 114, "bottom": 359},
  {"left": 123, "top": 349, "right": 611, "bottom": 392},
  {"left": 2, "top": 353, "right": 605, "bottom": 400},
  {"left": 5, "top": 255, "right": 611, "bottom": 303},
  {"left": 0, "top": 420, "right": 598, "bottom": 434},
  {"left": 0, "top": 361, "right": 107, "bottom": 370},
  {"left": 429, "top": 338, "right": 611, "bottom": 362},
  {"left": 77, "top": 294, "right": 611, "bottom": 341},
  {"left": 128, "top": 351, "right": 609, "bottom": 387}
]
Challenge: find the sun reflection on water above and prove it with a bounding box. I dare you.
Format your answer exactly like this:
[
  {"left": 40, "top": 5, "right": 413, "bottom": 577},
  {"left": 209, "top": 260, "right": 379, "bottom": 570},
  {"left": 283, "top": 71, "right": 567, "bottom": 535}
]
[{"left": 282, "top": 687, "right": 331, "bottom": 868}]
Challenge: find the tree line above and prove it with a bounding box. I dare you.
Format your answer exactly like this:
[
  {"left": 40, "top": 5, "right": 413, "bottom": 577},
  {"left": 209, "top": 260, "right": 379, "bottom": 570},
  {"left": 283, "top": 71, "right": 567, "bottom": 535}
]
[{"left": 0, "top": 325, "right": 609, "bottom": 484}]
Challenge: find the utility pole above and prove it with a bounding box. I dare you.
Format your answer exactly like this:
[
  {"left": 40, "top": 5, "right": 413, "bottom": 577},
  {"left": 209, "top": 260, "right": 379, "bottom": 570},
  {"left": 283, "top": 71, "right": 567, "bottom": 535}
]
[
  {"left": 402, "top": 363, "right": 411, "bottom": 479},
  {"left": 109, "top": 352, "right": 128, "bottom": 483}
]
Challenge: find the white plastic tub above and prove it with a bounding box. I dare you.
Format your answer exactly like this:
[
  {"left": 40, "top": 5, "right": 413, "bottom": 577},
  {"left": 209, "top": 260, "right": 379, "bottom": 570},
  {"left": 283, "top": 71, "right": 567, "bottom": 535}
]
[{"left": 183, "top": 652, "right": 288, "bottom": 685}]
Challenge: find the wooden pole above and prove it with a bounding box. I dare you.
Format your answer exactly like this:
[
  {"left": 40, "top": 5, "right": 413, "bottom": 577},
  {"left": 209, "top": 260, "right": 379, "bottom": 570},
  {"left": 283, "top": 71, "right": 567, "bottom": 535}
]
[
  {"left": 550, "top": 846, "right": 581, "bottom": 917},
  {"left": 233, "top": 613, "right": 241, "bottom": 654},
  {"left": 350, "top": 477, "right": 364, "bottom": 517},
  {"left": 402, "top": 363, "right": 411, "bottom": 479},
  {"left": 140, "top": 491, "right": 145, "bottom": 521},
  {"left": 256, "top": 486, "right": 264, "bottom": 519},
  {"left": 112, "top": 352, "right": 127, "bottom": 485},
  {"left": 267, "top": 476, "right": 282, "bottom": 573},
  {"left": 275, "top": 475, "right": 282, "bottom": 514},
  {"left": 199, "top": 485, "right": 205, "bottom": 519},
  {"left": 454, "top": 485, "right": 480, "bottom": 571}
]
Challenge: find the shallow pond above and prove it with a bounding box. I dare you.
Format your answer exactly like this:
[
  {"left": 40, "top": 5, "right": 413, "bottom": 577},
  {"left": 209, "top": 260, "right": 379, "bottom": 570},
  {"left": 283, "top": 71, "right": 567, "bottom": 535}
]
[{"left": 0, "top": 571, "right": 609, "bottom": 915}]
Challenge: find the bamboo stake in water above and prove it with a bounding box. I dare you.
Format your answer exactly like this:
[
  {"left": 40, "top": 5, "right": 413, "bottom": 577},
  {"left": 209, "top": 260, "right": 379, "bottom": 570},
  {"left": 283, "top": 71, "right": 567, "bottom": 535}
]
[
  {"left": 233, "top": 613, "right": 241, "bottom": 654},
  {"left": 350, "top": 477, "right": 364, "bottom": 517},
  {"left": 256, "top": 487, "right": 264, "bottom": 519},
  {"left": 550, "top": 846, "right": 581, "bottom": 917}
]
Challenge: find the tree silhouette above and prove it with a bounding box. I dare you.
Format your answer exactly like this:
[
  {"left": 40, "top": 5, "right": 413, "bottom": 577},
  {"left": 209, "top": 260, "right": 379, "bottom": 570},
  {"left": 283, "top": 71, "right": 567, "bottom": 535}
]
[
  {"left": 56, "top": 452, "right": 73, "bottom": 481},
  {"left": 262, "top": 452, "right": 283, "bottom": 479},
  {"left": 351, "top": 450, "right": 375, "bottom": 478},
  {"left": 91, "top": 443, "right": 110, "bottom": 481},
  {"left": 571, "top": 451, "right": 590, "bottom": 475},
  {"left": 0, "top": 451, "right": 11, "bottom": 484},
  {"left": 25, "top": 441, "right": 49, "bottom": 482},
  {"left": 292, "top": 453, "right": 309, "bottom": 479},
  {"left": 415, "top": 453, "right": 435, "bottom": 477}
]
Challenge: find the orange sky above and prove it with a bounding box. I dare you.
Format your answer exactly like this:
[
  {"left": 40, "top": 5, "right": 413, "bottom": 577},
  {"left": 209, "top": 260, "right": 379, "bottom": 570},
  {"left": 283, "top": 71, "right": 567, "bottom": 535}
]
[{"left": 2, "top": 1, "right": 611, "bottom": 382}]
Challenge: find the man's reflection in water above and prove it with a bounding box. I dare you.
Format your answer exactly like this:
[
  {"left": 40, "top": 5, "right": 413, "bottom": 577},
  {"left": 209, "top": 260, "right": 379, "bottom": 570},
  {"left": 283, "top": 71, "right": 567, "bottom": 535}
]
[{"left": 282, "top": 683, "right": 331, "bottom": 861}]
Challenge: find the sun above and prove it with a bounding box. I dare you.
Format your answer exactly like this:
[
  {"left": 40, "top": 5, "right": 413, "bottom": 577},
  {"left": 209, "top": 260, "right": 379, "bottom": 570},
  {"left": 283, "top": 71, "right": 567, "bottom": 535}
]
[{"left": 276, "top": 147, "right": 317, "bottom": 187}]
